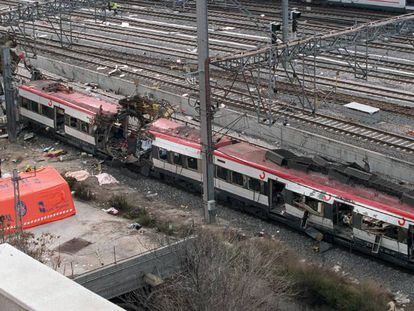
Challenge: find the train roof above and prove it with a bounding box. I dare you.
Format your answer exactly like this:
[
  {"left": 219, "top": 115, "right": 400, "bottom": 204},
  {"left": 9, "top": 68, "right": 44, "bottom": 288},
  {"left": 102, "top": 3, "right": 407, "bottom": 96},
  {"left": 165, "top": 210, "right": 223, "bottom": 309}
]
[
  {"left": 149, "top": 118, "right": 414, "bottom": 221},
  {"left": 147, "top": 118, "right": 234, "bottom": 149},
  {"left": 19, "top": 80, "right": 120, "bottom": 116},
  {"left": 218, "top": 142, "right": 414, "bottom": 220}
]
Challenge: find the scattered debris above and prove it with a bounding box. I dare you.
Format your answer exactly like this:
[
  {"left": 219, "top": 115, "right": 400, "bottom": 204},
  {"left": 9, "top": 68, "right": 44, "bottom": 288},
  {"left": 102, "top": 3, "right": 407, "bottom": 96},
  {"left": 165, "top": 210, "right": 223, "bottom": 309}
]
[
  {"left": 65, "top": 170, "right": 90, "bottom": 182},
  {"left": 0, "top": 133, "right": 8, "bottom": 139},
  {"left": 128, "top": 223, "right": 142, "bottom": 230},
  {"left": 386, "top": 301, "right": 396, "bottom": 311},
  {"left": 43, "top": 146, "right": 54, "bottom": 152},
  {"left": 23, "top": 132, "right": 35, "bottom": 141},
  {"left": 11, "top": 157, "right": 23, "bottom": 164},
  {"left": 95, "top": 173, "right": 119, "bottom": 186},
  {"left": 394, "top": 291, "right": 410, "bottom": 305},
  {"left": 45, "top": 149, "right": 67, "bottom": 158},
  {"left": 145, "top": 192, "right": 158, "bottom": 199},
  {"left": 102, "top": 207, "right": 119, "bottom": 215}
]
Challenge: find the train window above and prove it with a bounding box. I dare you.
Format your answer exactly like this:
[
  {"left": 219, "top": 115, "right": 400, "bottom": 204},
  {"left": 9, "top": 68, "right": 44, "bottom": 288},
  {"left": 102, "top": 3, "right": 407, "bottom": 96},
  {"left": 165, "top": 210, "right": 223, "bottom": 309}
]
[
  {"left": 151, "top": 146, "right": 159, "bottom": 159},
  {"left": 384, "top": 225, "right": 399, "bottom": 241},
  {"left": 65, "top": 115, "right": 78, "bottom": 128},
  {"left": 352, "top": 213, "right": 363, "bottom": 229},
  {"left": 261, "top": 182, "right": 269, "bottom": 196},
  {"left": 187, "top": 157, "right": 198, "bottom": 170},
  {"left": 29, "top": 101, "right": 40, "bottom": 113},
  {"left": 41, "top": 105, "right": 54, "bottom": 119},
  {"left": 21, "top": 98, "right": 29, "bottom": 109},
  {"left": 305, "top": 197, "right": 322, "bottom": 214},
  {"left": 172, "top": 152, "right": 183, "bottom": 166},
  {"left": 79, "top": 121, "right": 89, "bottom": 133},
  {"left": 158, "top": 148, "right": 168, "bottom": 161},
  {"left": 398, "top": 228, "right": 408, "bottom": 244},
  {"left": 216, "top": 166, "right": 228, "bottom": 181},
  {"left": 248, "top": 178, "right": 261, "bottom": 192},
  {"left": 231, "top": 171, "right": 244, "bottom": 187}
]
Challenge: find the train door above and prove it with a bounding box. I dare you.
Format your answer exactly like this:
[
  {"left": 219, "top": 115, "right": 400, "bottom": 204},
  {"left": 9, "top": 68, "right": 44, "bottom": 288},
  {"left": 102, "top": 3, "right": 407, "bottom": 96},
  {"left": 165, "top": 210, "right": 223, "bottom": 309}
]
[
  {"left": 55, "top": 107, "right": 65, "bottom": 134},
  {"left": 269, "top": 179, "right": 285, "bottom": 214},
  {"left": 332, "top": 201, "right": 353, "bottom": 238},
  {"left": 408, "top": 225, "right": 414, "bottom": 261}
]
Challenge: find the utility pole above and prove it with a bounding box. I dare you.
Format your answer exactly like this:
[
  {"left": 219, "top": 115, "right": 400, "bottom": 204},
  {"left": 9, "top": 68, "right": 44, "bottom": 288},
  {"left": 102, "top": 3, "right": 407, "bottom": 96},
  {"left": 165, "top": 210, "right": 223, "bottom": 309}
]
[
  {"left": 282, "top": 0, "right": 289, "bottom": 42},
  {"left": 196, "top": 0, "right": 216, "bottom": 224},
  {"left": 12, "top": 169, "right": 23, "bottom": 235},
  {"left": 2, "top": 47, "right": 17, "bottom": 142}
]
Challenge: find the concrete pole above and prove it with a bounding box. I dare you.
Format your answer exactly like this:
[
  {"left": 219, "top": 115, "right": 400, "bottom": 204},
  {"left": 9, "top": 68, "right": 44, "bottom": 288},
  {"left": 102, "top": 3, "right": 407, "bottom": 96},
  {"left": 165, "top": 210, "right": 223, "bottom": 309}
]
[
  {"left": 282, "top": 0, "right": 289, "bottom": 42},
  {"left": 2, "top": 47, "right": 18, "bottom": 142},
  {"left": 196, "top": 0, "right": 216, "bottom": 224}
]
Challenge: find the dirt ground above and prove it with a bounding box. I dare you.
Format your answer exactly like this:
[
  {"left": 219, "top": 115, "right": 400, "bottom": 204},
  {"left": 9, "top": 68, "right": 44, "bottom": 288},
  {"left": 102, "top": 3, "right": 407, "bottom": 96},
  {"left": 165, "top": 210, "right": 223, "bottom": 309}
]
[
  {"left": 0, "top": 133, "right": 206, "bottom": 276},
  {"left": 0, "top": 133, "right": 206, "bottom": 231}
]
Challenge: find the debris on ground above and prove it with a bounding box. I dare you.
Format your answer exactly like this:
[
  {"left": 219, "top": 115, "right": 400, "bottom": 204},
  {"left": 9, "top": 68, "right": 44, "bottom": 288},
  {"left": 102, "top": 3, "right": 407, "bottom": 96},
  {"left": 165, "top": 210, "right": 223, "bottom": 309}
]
[
  {"left": 25, "top": 165, "right": 36, "bottom": 172},
  {"left": 128, "top": 223, "right": 142, "bottom": 230},
  {"left": 394, "top": 291, "right": 410, "bottom": 305},
  {"left": 386, "top": 301, "right": 396, "bottom": 311},
  {"left": 65, "top": 170, "right": 90, "bottom": 182},
  {"left": 102, "top": 207, "right": 119, "bottom": 215},
  {"left": 95, "top": 172, "right": 119, "bottom": 186},
  {"left": 145, "top": 191, "right": 158, "bottom": 199},
  {"left": 45, "top": 149, "right": 67, "bottom": 158},
  {"left": 23, "top": 132, "right": 35, "bottom": 141},
  {"left": 42, "top": 146, "right": 53, "bottom": 152},
  {"left": 11, "top": 157, "right": 23, "bottom": 164}
]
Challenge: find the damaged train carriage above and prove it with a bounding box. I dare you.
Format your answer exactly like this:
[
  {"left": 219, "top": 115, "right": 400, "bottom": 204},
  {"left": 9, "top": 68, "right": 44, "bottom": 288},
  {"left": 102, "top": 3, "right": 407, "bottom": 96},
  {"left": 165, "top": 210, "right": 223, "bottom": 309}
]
[
  {"left": 17, "top": 80, "right": 170, "bottom": 161},
  {"left": 146, "top": 118, "right": 414, "bottom": 269}
]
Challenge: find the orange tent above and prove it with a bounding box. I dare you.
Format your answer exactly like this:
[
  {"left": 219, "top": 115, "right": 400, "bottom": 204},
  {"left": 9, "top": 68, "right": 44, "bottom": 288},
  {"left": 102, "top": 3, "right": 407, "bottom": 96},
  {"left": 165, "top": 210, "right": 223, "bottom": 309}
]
[{"left": 0, "top": 167, "right": 76, "bottom": 233}]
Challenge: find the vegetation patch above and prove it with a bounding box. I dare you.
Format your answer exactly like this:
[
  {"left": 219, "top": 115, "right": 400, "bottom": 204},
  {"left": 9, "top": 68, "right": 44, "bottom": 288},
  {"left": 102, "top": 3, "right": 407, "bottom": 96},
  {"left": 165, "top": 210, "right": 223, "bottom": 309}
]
[
  {"left": 62, "top": 174, "right": 94, "bottom": 201},
  {"left": 109, "top": 194, "right": 132, "bottom": 212},
  {"left": 129, "top": 207, "right": 156, "bottom": 228},
  {"left": 125, "top": 228, "right": 390, "bottom": 311},
  {"left": 287, "top": 261, "right": 391, "bottom": 311}
]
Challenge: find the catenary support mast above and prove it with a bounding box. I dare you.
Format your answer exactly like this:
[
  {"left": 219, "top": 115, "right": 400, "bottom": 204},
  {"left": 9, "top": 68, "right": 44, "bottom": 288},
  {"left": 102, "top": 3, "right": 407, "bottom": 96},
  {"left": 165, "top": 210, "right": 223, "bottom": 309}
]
[
  {"left": 282, "top": 0, "right": 289, "bottom": 42},
  {"left": 196, "top": 0, "right": 216, "bottom": 224},
  {"left": 2, "top": 47, "right": 17, "bottom": 142}
]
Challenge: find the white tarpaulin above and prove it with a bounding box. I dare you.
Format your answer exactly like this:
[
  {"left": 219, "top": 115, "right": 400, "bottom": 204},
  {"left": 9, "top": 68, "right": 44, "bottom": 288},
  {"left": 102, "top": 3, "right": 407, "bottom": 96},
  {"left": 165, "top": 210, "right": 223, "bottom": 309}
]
[
  {"left": 95, "top": 173, "right": 119, "bottom": 186},
  {"left": 65, "top": 170, "right": 90, "bottom": 181}
]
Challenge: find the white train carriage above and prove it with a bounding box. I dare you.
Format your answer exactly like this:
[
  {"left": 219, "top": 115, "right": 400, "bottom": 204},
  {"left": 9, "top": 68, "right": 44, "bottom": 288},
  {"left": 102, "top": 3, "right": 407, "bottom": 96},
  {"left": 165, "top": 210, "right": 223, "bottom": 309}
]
[
  {"left": 326, "top": 0, "right": 413, "bottom": 11},
  {"left": 18, "top": 80, "right": 120, "bottom": 152},
  {"left": 147, "top": 118, "right": 414, "bottom": 269}
]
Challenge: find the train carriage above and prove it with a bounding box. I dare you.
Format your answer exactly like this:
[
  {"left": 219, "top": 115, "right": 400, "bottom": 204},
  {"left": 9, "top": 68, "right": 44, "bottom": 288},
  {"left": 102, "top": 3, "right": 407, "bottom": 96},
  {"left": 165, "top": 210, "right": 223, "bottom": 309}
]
[
  {"left": 325, "top": 0, "right": 414, "bottom": 11},
  {"left": 148, "top": 118, "right": 414, "bottom": 269},
  {"left": 18, "top": 80, "right": 120, "bottom": 153}
]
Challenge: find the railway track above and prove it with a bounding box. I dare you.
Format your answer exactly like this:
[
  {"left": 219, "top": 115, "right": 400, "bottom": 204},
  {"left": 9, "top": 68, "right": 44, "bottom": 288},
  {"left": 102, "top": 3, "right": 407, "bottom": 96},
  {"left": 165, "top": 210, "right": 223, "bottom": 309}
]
[
  {"left": 19, "top": 12, "right": 414, "bottom": 91},
  {"left": 2, "top": 0, "right": 414, "bottom": 155},
  {"left": 22, "top": 36, "right": 414, "bottom": 155}
]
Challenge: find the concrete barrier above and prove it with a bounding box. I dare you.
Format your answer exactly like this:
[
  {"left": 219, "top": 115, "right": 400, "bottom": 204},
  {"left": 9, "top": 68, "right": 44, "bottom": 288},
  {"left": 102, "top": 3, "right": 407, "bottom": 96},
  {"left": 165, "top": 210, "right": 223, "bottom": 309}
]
[{"left": 74, "top": 238, "right": 194, "bottom": 299}]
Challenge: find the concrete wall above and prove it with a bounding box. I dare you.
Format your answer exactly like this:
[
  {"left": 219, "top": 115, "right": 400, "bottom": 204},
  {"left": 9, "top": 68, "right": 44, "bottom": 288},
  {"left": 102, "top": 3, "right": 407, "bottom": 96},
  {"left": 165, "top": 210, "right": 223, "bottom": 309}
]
[
  {"left": 215, "top": 108, "right": 414, "bottom": 183},
  {"left": 32, "top": 56, "right": 414, "bottom": 183},
  {"left": 0, "top": 292, "right": 27, "bottom": 311},
  {"left": 75, "top": 238, "right": 194, "bottom": 299}
]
